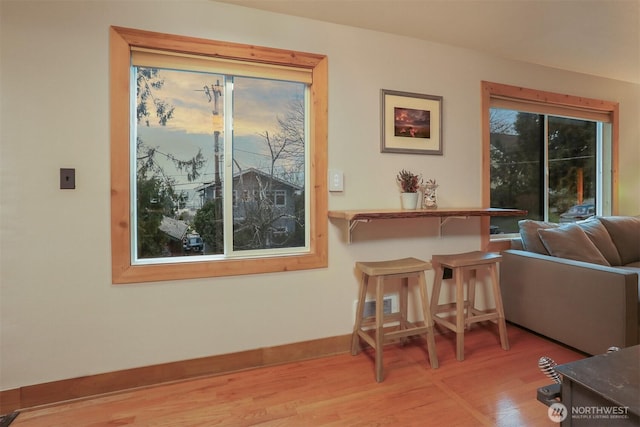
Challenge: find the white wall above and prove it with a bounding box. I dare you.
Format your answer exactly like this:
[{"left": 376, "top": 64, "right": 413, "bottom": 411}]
[{"left": 1, "top": 0, "right": 638, "bottom": 390}]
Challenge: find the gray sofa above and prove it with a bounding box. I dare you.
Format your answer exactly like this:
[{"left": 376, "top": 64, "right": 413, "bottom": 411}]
[{"left": 500, "top": 216, "right": 640, "bottom": 355}]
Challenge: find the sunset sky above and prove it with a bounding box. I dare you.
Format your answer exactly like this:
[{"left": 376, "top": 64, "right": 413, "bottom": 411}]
[{"left": 394, "top": 107, "right": 430, "bottom": 126}]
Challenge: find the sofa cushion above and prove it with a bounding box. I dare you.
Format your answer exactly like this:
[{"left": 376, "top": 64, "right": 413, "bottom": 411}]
[
  {"left": 510, "top": 238, "right": 524, "bottom": 250},
  {"left": 577, "top": 218, "right": 622, "bottom": 266},
  {"left": 537, "top": 224, "right": 610, "bottom": 266},
  {"left": 598, "top": 216, "right": 640, "bottom": 265},
  {"left": 518, "top": 220, "right": 559, "bottom": 255}
]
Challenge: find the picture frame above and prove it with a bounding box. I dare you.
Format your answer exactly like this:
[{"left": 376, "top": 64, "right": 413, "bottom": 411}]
[{"left": 380, "top": 89, "right": 443, "bottom": 155}]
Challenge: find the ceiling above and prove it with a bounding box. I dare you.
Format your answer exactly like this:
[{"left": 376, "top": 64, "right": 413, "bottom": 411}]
[{"left": 217, "top": 0, "right": 640, "bottom": 84}]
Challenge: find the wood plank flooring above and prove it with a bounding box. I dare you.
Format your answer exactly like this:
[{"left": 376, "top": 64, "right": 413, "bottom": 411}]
[{"left": 10, "top": 324, "right": 584, "bottom": 426}]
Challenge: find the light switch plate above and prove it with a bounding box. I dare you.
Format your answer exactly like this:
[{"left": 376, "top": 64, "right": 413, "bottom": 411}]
[
  {"left": 60, "top": 168, "right": 75, "bottom": 189},
  {"left": 328, "top": 169, "right": 344, "bottom": 192}
]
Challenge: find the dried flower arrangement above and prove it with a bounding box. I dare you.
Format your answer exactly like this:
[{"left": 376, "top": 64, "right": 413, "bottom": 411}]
[{"left": 396, "top": 169, "right": 422, "bottom": 193}]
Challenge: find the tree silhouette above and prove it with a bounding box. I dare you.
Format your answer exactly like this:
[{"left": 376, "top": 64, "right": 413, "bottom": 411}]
[
  {"left": 193, "top": 199, "right": 223, "bottom": 254},
  {"left": 257, "top": 97, "right": 306, "bottom": 186}
]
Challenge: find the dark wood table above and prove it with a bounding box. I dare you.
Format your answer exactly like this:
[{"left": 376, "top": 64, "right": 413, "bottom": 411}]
[
  {"left": 554, "top": 345, "right": 639, "bottom": 426},
  {"left": 328, "top": 207, "right": 526, "bottom": 243}
]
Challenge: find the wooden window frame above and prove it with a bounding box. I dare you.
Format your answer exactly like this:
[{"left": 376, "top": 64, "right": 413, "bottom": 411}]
[
  {"left": 481, "top": 81, "right": 619, "bottom": 252},
  {"left": 110, "top": 26, "right": 328, "bottom": 284}
]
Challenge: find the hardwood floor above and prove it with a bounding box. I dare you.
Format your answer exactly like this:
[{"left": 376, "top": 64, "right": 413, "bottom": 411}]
[{"left": 10, "top": 324, "right": 584, "bottom": 426}]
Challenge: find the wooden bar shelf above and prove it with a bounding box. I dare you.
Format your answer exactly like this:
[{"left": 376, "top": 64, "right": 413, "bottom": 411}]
[{"left": 328, "top": 207, "right": 527, "bottom": 243}]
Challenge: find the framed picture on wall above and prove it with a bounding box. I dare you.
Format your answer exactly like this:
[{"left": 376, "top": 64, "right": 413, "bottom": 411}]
[{"left": 380, "top": 89, "right": 443, "bottom": 155}]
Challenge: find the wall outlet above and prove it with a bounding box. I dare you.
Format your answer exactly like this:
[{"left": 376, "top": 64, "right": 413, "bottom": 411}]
[{"left": 353, "top": 294, "right": 399, "bottom": 319}]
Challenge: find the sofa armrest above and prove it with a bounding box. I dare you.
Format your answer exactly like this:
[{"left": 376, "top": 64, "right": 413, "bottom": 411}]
[{"left": 500, "top": 249, "right": 639, "bottom": 355}]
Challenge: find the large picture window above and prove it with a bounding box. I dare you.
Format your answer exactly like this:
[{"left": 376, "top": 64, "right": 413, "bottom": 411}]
[
  {"left": 111, "top": 27, "right": 328, "bottom": 283},
  {"left": 481, "top": 82, "right": 618, "bottom": 248}
]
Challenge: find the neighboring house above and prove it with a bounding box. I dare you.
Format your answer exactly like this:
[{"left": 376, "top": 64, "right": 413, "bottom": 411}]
[{"left": 196, "top": 168, "right": 303, "bottom": 238}]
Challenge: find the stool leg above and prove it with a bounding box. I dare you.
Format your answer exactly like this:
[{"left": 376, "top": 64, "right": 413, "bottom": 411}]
[
  {"left": 454, "top": 267, "right": 465, "bottom": 361},
  {"left": 466, "top": 269, "right": 477, "bottom": 329},
  {"left": 430, "top": 262, "right": 443, "bottom": 316},
  {"left": 418, "top": 271, "right": 439, "bottom": 369},
  {"left": 351, "top": 272, "right": 368, "bottom": 356},
  {"left": 375, "top": 276, "right": 385, "bottom": 382},
  {"left": 489, "top": 263, "right": 510, "bottom": 351},
  {"left": 399, "top": 277, "right": 409, "bottom": 345}
]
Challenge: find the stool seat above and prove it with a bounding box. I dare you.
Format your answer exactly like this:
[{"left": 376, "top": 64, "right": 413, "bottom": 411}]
[
  {"left": 356, "top": 258, "right": 432, "bottom": 276},
  {"left": 431, "top": 251, "right": 509, "bottom": 361},
  {"left": 351, "top": 257, "right": 438, "bottom": 382},
  {"left": 431, "top": 251, "right": 501, "bottom": 268}
]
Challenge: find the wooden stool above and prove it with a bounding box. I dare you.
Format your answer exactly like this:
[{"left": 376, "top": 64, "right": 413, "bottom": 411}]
[
  {"left": 351, "top": 257, "right": 439, "bottom": 382},
  {"left": 430, "top": 251, "right": 509, "bottom": 361}
]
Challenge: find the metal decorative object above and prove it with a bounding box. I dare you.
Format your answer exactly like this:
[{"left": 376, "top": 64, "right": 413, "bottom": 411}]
[
  {"left": 422, "top": 179, "right": 438, "bottom": 209},
  {"left": 538, "top": 356, "right": 562, "bottom": 384}
]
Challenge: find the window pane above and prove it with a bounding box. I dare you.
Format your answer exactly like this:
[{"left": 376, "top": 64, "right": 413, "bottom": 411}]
[
  {"left": 490, "top": 109, "right": 600, "bottom": 233},
  {"left": 134, "top": 68, "right": 308, "bottom": 259},
  {"left": 232, "top": 77, "right": 306, "bottom": 251},
  {"left": 490, "top": 108, "right": 543, "bottom": 233},
  {"left": 135, "top": 67, "right": 224, "bottom": 259},
  {"left": 548, "top": 116, "right": 597, "bottom": 223}
]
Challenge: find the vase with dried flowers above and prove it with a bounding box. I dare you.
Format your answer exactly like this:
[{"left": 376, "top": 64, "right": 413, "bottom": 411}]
[{"left": 396, "top": 169, "right": 422, "bottom": 209}]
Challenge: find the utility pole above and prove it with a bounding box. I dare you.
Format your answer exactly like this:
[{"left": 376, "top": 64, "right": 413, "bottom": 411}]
[
  {"left": 198, "top": 80, "right": 223, "bottom": 115},
  {"left": 195, "top": 80, "right": 224, "bottom": 199},
  {"left": 214, "top": 130, "right": 221, "bottom": 199}
]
